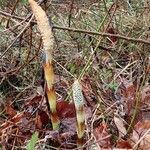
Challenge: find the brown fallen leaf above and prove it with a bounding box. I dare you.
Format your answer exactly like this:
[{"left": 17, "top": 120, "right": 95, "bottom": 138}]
[
  {"left": 114, "top": 113, "right": 127, "bottom": 138},
  {"left": 142, "top": 84, "right": 150, "bottom": 106},
  {"left": 35, "top": 114, "right": 42, "bottom": 129},
  {"left": 141, "top": 84, "right": 150, "bottom": 120},
  {"left": 130, "top": 120, "right": 150, "bottom": 149},
  {"left": 107, "top": 27, "right": 118, "bottom": 43},
  {"left": 93, "top": 122, "right": 111, "bottom": 148},
  {"left": 81, "top": 75, "right": 97, "bottom": 109},
  {"left": 5, "top": 103, "right": 16, "bottom": 118},
  {"left": 0, "top": 112, "right": 25, "bottom": 132},
  {"left": 121, "top": 78, "right": 136, "bottom": 116},
  {"left": 35, "top": 110, "right": 50, "bottom": 129},
  {"left": 116, "top": 139, "right": 132, "bottom": 149},
  {"left": 57, "top": 99, "right": 76, "bottom": 119}
]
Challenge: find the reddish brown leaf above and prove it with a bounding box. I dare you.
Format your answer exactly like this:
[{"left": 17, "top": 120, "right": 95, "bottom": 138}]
[
  {"left": 114, "top": 115, "right": 127, "bottom": 138},
  {"left": 93, "top": 122, "right": 111, "bottom": 148},
  {"left": 25, "top": 95, "right": 42, "bottom": 107},
  {"left": 121, "top": 79, "right": 136, "bottom": 115},
  {"left": 130, "top": 120, "right": 150, "bottom": 149},
  {"left": 107, "top": 27, "right": 118, "bottom": 43},
  {"left": 141, "top": 84, "right": 150, "bottom": 107},
  {"left": 35, "top": 114, "right": 43, "bottom": 129},
  {"left": 81, "top": 75, "right": 97, "bottom": 108},
  {"left": 57, "top": 99, "right": 92, "bottom": 121},
  {"left": 39, "top": 110, "right": 49, "bottom": 127},
  {"left": 5, "top": 103, "right": 16, "bottom": 118},
  {"left": 57, "top": 100, "right": 76, "bottom": 118},
  {"left": 116, "top": 139, "right": 132, "bottom": 149}
]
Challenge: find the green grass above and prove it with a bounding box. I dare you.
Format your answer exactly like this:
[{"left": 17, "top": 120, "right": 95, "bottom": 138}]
[{"left": 27, "top": 132, "right": 39, "bottom": 150}]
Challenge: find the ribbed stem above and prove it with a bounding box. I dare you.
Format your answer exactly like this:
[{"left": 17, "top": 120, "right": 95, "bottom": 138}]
[
  {"left": 72, "top": 80, "right": 85, "bottom": 147},
  {"left": 44, "top": 62, "right": 60, "bottom": 129},
  {"left": 29, "top": 0, "right": 60, "bottom": 130}
]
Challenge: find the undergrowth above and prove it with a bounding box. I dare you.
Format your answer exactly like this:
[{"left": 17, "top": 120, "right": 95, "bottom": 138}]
[{"left": 0, "top": 0, "right": 149, "bottom": 149}]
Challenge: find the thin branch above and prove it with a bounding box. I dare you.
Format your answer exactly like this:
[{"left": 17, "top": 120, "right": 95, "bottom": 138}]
[
  {"left": 133, "top": 128, "right": 150, "bottom": 149},
  {"left": 53, "top": 26, "right": 150, "bottom": 45},
  {"left": 0, "top": 10, "right": 150, "bottom": 45},
  {"left": 0, "top": 15, "right": 34, "bottom": 58},
  {"left": 6, "top": 0, "right": 20, "bottom": 28}
]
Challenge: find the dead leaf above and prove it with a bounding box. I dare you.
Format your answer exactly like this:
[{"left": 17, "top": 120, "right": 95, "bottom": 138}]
[
  {"left": 137, "top": 83, "right": 149, "bottom": 123},
  {"left": 107, "top": 27, "right": 118, "bottom": 43},
  {"left": 5, "top": 103, "right": 16, "bottom": 118},
  {"left": 93, "top": 122, "right": 111, "bottom": 148},
  {"left": 81, "top": 75, "right": 97, "bottom": 108},
  {"left": 130, "top": 120, "right": 150, "bottom": 149},
  {"left": 116, "top": 139, "right": 132, "bottom": 149},
  {"left": 45, "top": 118, "right": 77, "bottom": 149},
  {"left": 114, "top": 114, "right": 127, "bottom": 138},
  {"left": 35, "top": 110, "right": 49, "bottom": 129},
  {"left": 141, "top": 84, "right": 150, "bottom": 107},
  {"left": 57, "top": 100, "right": 76, "bottom": 119},
  {"left": 121, "top": 78, "right": 136, "bottom": 116},
  {"left": 0, "top": 112, "right": 25, "bottom": 132},
  {"left": 35, "top": 114, "right": 42, "bottom": 129},
  {"left": 60, "top": 118, "right": 76, "bottom": 135}
]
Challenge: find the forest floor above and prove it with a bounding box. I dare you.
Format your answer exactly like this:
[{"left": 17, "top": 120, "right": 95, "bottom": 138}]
[{"left": 0, "top": 0, "right": 150, "bottom": 149}]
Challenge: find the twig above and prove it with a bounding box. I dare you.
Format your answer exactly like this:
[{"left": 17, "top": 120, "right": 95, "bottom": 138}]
[
  {"left": 0, "top": 10, "right": 150, "bottom": 45},
  {"left": 53, "top": 26, "right": 150, "bottom": 45},
  {"left": 0, "top": 15, "right": 34, "bottom": 58},
  {"left": 68, "top": 0, "right": 74, "bottom": 27},
  {"left": 133, "top": 128, "right": 150, "bottom": 149},
  {"left": 6, "top": 0, "right": 20, "bottom": 28}
]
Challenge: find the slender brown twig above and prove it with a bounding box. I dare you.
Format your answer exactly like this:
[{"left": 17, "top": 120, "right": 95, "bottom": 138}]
[
  {"left": 6, "top": 0, "right": 20, "bottom": 28},
  {"left": 0, "top": 10, "right": 150, "bottom": 45}
]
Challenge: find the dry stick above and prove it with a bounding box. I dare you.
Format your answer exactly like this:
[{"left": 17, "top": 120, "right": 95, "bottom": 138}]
[
  {"left": 0, "top": 36, "right": 42, "bottom": 79},
  {"left": 73, "top": 135, "right": 111, "bottom": 150},
  {"left": 133, "top": 128, "right": 150, "bottom": 149},
  {"left": 88, "top": 2, "right": 116, "bottom": 63},
  {"left": 53, "top": 27, "right": 150, "bottom": 45},
  {"left": 0, "top": 10, "right": 150, "bottom": 45},
  {"left": 28, "top": 0, "right": 60, "bottom": 130},
  {"left": 0, "top": 15, "right": 34, "bottom": 58},
  {"left": 6, "top": 0, "right": 20, "bottom": 28},
  {"left": 68, "top": 0, "right": 74, "bottom": 27},
  {"left": 24, "top": 24, "right": 33, "bottom": 62},
  {"left": 79, "top": 2, "right": 118, "bottom": 80}
]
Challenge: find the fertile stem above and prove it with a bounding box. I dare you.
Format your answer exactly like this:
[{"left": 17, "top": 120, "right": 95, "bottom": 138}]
[
  {"left": 72, "top": 79, "right": 85, "bottom": 147},
  {"left": 29, "top": 0, "right": 60, "bottom": 130}
]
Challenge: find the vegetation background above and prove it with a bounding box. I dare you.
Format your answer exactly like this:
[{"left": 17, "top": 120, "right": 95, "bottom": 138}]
[{"left": 0, "top": 0, "right": 150, "bottom": 149}]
